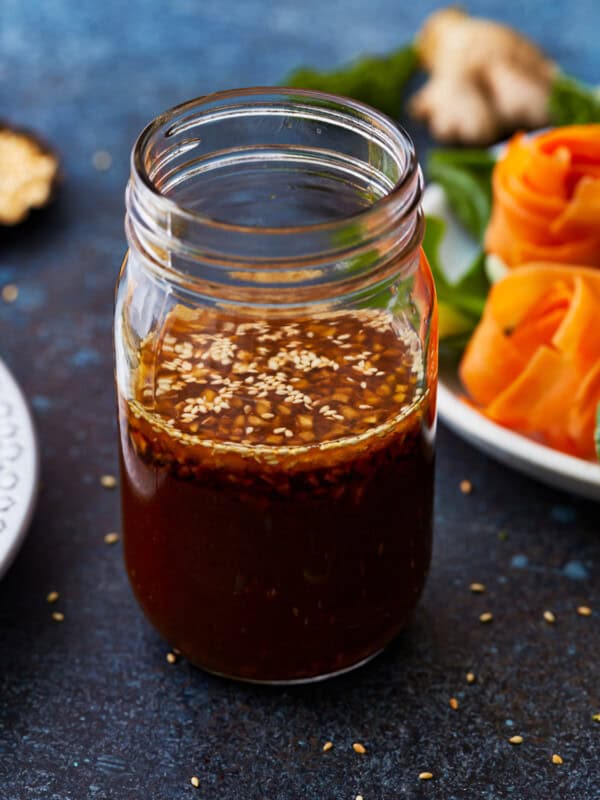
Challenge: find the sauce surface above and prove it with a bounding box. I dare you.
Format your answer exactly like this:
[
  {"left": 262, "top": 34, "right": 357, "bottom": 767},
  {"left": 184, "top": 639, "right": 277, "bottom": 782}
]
[{"left": 119, "top": 304, "right": 434, "bottom": 681}]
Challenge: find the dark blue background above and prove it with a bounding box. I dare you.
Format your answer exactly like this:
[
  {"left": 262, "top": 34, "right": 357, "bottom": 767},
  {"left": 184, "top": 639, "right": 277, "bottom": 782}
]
[{"left": 1, "top": 2, "right": 599, "bottom": 798}]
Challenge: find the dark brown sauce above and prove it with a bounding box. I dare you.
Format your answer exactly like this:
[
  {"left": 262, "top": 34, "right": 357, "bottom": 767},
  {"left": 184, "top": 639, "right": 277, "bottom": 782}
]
[{"left": 119, "top": 304, "right": 435, "bottom": 682}]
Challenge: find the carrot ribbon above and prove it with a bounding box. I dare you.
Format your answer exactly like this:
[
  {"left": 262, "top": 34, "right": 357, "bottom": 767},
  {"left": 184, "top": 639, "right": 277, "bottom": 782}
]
[
  {"left": 485, "top": 125, "right": 600, "bottom": 268},
  {"left": 459, "top": 264, "right": 600, "bottom": 458}
]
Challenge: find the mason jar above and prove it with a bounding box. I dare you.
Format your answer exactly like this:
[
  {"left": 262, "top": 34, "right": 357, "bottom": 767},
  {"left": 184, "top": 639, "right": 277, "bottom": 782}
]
[{"left": 116, "top": 88, "right": 437, "bottom": 684}]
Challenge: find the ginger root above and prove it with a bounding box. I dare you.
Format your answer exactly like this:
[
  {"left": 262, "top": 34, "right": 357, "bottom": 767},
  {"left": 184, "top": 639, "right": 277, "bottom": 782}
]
[{"left": 409, "top": 8, "right": 557, "bottom": 145}]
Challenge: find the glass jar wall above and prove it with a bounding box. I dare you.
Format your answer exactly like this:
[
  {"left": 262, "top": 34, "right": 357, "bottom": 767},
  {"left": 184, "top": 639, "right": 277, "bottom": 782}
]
[{"left": 116, "top": 88, "right": 437, "bottom": 683}]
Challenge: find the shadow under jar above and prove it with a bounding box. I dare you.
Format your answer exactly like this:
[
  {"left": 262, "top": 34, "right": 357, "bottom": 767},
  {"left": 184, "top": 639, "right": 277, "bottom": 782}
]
[{"left": 116, "top": 88, "right": 438, "bottom": 684}]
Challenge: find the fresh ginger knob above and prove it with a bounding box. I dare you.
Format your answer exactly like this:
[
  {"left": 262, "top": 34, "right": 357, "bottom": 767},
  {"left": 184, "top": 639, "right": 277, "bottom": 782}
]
[{"left": 409, "top": 8, "right": 556, "bottom": 144}]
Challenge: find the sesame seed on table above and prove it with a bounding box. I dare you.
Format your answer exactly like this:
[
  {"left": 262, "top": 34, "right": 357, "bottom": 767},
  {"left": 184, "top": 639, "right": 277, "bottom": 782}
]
[{"left": 1, "top": 1, "right": 600, "bottom": 799}]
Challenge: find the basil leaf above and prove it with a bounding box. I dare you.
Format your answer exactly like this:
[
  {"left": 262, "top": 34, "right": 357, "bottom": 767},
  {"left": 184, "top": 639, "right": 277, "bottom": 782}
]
[
  {"left": 549, "top": 73, "right": 600, "bottom": 125},
  {"left": 439, "top": 332, "right": 474, "bottom": 361},
  {"left": 423, "top": 215, "right": 490, "bottom": 344},
  {"left": 450, "top": 251, "right": 490, "bottom": 318},
  {"left": 427, "top": 149, "right": 495, "bottom": 241},
  {"left": 285, "top": 45, "right": 418, "bottom": 118}
]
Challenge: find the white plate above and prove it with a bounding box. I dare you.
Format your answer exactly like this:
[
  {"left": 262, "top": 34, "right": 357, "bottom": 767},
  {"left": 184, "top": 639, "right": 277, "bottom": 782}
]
[
  {"left": 423, "top": 183, "right": 600, "bottom": 502},
  {"left": 0, "top": 358, "right": 39, "bottom": 578}
]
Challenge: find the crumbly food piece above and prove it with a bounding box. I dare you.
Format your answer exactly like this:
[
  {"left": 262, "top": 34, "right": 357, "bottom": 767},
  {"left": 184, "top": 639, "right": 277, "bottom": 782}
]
[
  {"left": 0, "top": 126, "right": 59, "bottom": 224},
  {"left": 409, "top": 8, "right": 556, "bottom": 144}
]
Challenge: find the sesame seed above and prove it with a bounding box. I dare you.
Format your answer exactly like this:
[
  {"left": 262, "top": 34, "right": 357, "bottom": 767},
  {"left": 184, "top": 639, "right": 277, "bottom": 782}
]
[
  {"left": 2, "top": 284, "right": 18, "bottom": 303},
  {"left": 466, "top": 672, "right": 476, "bottom": 684},
  {"left": 352, "top": 742, "right": 366, "bottom": 754},
  {"left": 127, "top": 308, "right": 426, "bottom": 462},
  {"left": 46, "top": 591, "right": 59, "bottom": 604},
  {"left": 92, "top": 150, "right": 112, "bottom": 171},
  {"left": 551, "top": 754, "right": 563, "bottom": 765},
  {"left": 509, "top": 736, "right": 523, "bottom": 745},
  {"left": 460, "top": 479, "right": 472, "bottom": 494},
  {"left": 479, "top": 612, "right": 493, "bottom": 623},
  {"left": 100, "top": 474, "right": 117, "bottom": 489},
  {"left": 577, "top": 605, "right": 592, "bottom": 616},
  {"left": 52, "top": 611, "right": 65, "bottom": 622},
  {"left": 356, "top": 795, "right": 364, "bottom": 800},
  {"left": 322, "top": 741, "right": 333, "bottom": 752},
  {"left": 166, "top": 652, "right": 177, "bottom": 664},
  {"left": 543, "top": 610, "right": 556, "bottom": 624},
  {"left": 104, "top": 532, "right": 120, "bottom": 545},
  {"left": 418, "top": 772, "right": 433, "bottom": 780},
  {"left": 470, "top": 582, "right": 486, "bottom": 593},
  {"left": 190, "top": 776, "right": 200, "bottom": 788},
  {"left": 449, "top": 697, "right": 459, "bottom": 710}
]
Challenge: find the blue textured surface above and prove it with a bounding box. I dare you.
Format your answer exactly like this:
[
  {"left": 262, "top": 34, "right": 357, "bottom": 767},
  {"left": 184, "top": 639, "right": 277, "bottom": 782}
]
[{"left": 1, "top": 2, "right": 600, "bottom": 798}]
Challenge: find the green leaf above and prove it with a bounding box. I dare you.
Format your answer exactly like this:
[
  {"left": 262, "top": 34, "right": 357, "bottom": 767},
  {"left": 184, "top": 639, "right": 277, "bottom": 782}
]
[
  {"left": 427, "top": 149, "right": 496, "bottom": 241},
  {"left": 451, "top": 251, "right": 490, "bottom": 317},
  {"left": 284, "top": 44, "right": 418, "bottom": 118},
  {"left": 549, "top": 72, "right": 600, "bottom": 125},
  {"left": 439, "top": 332, "right": 473, "bottom": 360},
  {"left": 428, "top": 149, "right": 498, "bottom": 169},
  {"left": 437, "top": 302, "right": 475, "bottom": 339},
  {"left": 423, "top": 215, "right": 490, "bottom": 345}
]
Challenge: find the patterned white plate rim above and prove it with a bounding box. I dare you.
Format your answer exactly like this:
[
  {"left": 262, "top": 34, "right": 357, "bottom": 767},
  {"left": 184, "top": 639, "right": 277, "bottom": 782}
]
[
  {"left": 0, "top": 357, "right": 39, "bottom": 579},
  {"left": 424, "top": 183, "right": 600, "bottom": 503}
]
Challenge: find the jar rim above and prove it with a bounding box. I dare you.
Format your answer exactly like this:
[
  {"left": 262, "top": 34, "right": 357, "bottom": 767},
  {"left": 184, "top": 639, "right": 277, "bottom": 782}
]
[
  {"left": 131, "top": 86, "right": 419, "bottom": 236},
  {"left": 126, "top": 87, "right": 424, "bottom": 304}
]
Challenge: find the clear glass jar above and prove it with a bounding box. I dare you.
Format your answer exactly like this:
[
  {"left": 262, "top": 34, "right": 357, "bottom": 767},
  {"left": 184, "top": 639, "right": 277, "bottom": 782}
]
[{"left": 116, "top": 88, "right": 437, "bottom": 684}]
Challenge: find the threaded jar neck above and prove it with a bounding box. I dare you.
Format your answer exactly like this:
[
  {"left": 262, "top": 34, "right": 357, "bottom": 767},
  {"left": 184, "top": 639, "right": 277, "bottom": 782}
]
[{"left": 126, "top": 87, "right": 424, "bottom": 307}]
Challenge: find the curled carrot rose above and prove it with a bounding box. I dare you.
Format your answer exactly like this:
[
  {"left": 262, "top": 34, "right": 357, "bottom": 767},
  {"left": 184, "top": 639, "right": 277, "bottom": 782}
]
[
  {"left": 459, "top": 264, "right": 600, "bottom": 458},
  {"left": 485, "top": 125, "right": 600, "bottom": 268}
]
